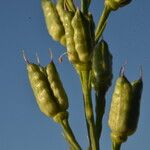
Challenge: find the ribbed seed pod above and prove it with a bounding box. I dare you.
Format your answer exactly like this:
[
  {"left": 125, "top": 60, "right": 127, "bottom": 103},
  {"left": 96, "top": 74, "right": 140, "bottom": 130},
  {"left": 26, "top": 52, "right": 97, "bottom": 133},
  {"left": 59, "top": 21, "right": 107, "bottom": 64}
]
[
  {"left": 91, "top": 39, "right": 113, "bottom": 91},
  {"left": 108, "top": 74, "right": 132, "bottom": 143},
  {"left": 41, "top": 0, "right": 66, "bottom": 45},
  {"left": 27, "top": 63, "right": 59, "bottom": 117},
  {"left": 56, "top": 0, "right": 65, "bottom": 17},
  {"left": 127, "top": 78, "right": 143, "bottom": 135},
  {"left": 108, "top": 72, "right": 143, "bottom": 144},
  {"left": 56, "top": 0, "right": 80, "bottom": 63},
  {"left": 105, "top": 0, "right": 132, "bottom": 11},
  {"left": 64, "top": 12, "right": 80, "bottom": 63},
  {"left": 46, "top": 61, "right": 68, "bottom": 111},
  {"left": 71, "top": 9, "right": 93, "bottom": 63}
]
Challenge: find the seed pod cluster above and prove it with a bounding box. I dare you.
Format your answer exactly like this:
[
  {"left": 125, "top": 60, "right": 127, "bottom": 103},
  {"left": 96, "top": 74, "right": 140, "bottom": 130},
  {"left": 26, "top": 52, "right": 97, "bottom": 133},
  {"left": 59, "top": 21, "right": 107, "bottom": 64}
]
[
  {"left": 42, "top": 0, "right": 95, "bottom": 65},
  {"left": 91, "top": 39, "right": 113, "bottom": 91},
  {"left": 27, "top": 63, "right": 59, "bottom": 117},
  {"left": 105, "top": 0, "right": 132, "bottom": 10},
  {"left": 25, "top": 57, "right": 68, "bottom": 119},
  {"left": 108, "top": 70, "right": 143, "bottom": 144},
  {"left": 41, "top": 0, "right": 66, "bottom": 45}
]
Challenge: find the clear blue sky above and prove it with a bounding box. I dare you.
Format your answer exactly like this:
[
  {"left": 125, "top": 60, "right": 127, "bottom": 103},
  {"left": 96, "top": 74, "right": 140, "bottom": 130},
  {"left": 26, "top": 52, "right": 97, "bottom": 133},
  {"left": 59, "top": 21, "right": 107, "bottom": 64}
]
[{"left": 0, "top": 0, "right": 150, "bottom": 150}]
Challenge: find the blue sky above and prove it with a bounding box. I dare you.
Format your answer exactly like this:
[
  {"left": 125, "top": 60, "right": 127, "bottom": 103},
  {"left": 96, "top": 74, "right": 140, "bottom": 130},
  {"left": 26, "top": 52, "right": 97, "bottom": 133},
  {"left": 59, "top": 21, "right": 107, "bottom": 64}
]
[{"left": 0, "top": 0, "right": 150, "bottom": 150}]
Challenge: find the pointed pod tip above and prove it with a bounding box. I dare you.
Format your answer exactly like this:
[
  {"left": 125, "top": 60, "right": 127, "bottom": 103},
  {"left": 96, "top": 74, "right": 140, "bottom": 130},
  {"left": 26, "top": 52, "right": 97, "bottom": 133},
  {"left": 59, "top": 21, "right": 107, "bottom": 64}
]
[
  {"left": 48, "top": 48, "right": 53, "bottom": 63},
  {"left": 119, "top": 61, "right": 128, "bottom": 77},
  {"left": 35, "top": 52, "right": 40, "bottom": 66},
  {"left": 139, "top": 65, "right": 143, "bottom": 81}
]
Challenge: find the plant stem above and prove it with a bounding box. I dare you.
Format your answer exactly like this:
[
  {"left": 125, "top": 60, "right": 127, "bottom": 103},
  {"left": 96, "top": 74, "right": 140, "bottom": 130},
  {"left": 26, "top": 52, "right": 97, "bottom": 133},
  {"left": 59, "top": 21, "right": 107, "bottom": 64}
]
[
  {"left": 112, "top": 141, "right": 122, "bottom": 150},
  {"left": 66, "top": 0, "right": 76, "bottom": 12},
  {"left": 95, "top": 5, "right": 111, "bottom": 43},
  {"left": 95, "top": 90, "right": 106, "bottom": 149},
  {"left": 81, "top": 0, "right": 89, "bottom": 14},
  {"left": 61, "top": 119, "right": 82, "bottom": 150},
  {"left": 79, "top": 70, "right": 98, "bottom": 150}
]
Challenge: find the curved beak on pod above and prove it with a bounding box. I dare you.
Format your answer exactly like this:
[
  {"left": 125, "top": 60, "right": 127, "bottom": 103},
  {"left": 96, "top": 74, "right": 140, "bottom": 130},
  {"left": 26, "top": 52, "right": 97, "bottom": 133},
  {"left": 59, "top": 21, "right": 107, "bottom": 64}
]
[
  {"left": 108, "top": 68, "right": 143, "bottom": 145},
  {"left": 91, "top": 39, "right": 113, "bottom": 92},
  {"left": 105, "top": 0, "right": 132, "bottom": 11}
]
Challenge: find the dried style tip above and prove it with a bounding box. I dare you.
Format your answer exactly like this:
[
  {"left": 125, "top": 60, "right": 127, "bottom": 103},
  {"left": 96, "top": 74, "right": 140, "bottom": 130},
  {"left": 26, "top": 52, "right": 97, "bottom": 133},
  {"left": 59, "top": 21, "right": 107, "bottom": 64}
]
[
  {"left": 119, "top": 61, "right": 127, "bottom": 77},
  {"left": 22, "top": 50, "right": 30, "bottom": 64},
  {"left": 36, "top": 52, "right": 40, "bottom": 66},
  {"left": 48, "top": 48, "right": 53, "bottom": 62},
  {"left": 139, "top": 65, "right": 143, "bottom": 80},
  {"left": 58, "top": 52, "right": 68, "bottom": 63}
]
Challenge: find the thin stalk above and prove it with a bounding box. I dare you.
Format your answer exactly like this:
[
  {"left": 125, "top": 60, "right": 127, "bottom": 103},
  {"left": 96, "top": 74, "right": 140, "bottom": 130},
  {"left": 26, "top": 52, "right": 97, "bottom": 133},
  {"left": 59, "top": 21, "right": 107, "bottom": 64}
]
[
  {"left": 95, "top": 5, "right": 111, "bottom": 43},
  {"left": 112, "top": 141, "right": 122, "bottom": 150},
  {"left": 81, "top": 0, "right": 89, "bottom": 14},
  {"left": 79, "top": 70, "right": 98, "bottom": 150},
  {"left": 61, "top": 119, "right": 82, "bottom": 150},
  {"left": 80, "top": 71, "right": 92, "bottom": 150},
  {"left": 66, "top": 0, "right": 76, "bottom": 12},
  {"left": 95, "top": 90, "right": 106, "bottom": 149}
]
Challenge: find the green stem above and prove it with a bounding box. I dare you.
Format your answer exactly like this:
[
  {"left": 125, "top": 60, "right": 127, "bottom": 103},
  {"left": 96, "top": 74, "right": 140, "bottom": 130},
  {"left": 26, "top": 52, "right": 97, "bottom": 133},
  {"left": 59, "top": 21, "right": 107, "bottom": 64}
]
[
  {"left": 66, "top": 0, "right": 76, "bottom": 12},
  {"left": 95, "top": 90, "right": 106, "bottom": 149},
  {"left": 112, "top": 141, "right": 122, "bottom": 150},
  {"left": 95, "top": 5, "right": 111, "bottom": 43},
  {"left": 81, "top": 0, "right": 89, "bottom": 14},
  {"left": 61, "top": 119, "right": 82, "bottom": 150},
  {"left": 79, "top": 70, "right": 98, "bottom": 150}
]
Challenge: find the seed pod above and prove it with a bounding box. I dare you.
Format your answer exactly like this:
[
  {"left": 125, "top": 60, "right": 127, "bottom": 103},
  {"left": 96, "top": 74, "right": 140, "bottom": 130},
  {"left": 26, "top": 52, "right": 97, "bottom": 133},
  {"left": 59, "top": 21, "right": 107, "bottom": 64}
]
[
  {"left": 108, "top": 70, "right": 143, "bottom": 144},
  {"left": 71, "top": 9, "right": 93, "bottom": 62},
  {"left": 105, "top": 0, "right": 132, "bottom": 11},
  {"left": 27, "top": 63, "right": 59, "bottom": 118},
  {"left": 108, "top": 73, "right": 132, "bottom": 143},
  {"left": 91, "top": 39, "right": 113, "bottom": 91},
  {"left": 46, "top": 61, "right": 68, "bottom": 111},
  {"left": 56, "top": 0, "right": 66, "bottom": 24},
  {"left": 127, "top": 77, "right": 143, "bottom": 135},
  {"left": 41, "top": 0, "right": 66, "bottom": 45}
]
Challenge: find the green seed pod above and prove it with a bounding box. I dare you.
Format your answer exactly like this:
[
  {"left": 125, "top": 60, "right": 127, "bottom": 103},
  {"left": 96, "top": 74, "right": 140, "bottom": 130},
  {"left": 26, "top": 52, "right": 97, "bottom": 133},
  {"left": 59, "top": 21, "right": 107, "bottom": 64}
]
[
  {"left": 56, "top": 0, "right": 65, "bottom": 23},
  {"left": 91, "top": 39, "right": 113, "bottom": 91},
  {"left": 108, "top": 70, "right": 143, "bottom": 144},
  {"left": 64, "top": 12, "right": 80, "bottom": 63},
  {"left": 41, "top": 0, "right": 66, "bottom": 45},
  {"left": 71, "top": 9, "right": 93, "bottom": 63},
  {"left": 105, "top": 0, "right": 132, "bottom": 11},
  {"left": 56, "top": 0, "right": 79, "bottom": 63},
  {"left": 127, "top": 78, "right": 143, "bottom": 135},
  {"left": 46, "top": 61, "right": 68, "bottom": 111},
  {"left": 27, "top": 63, "right": 60, "bottom": 118}
]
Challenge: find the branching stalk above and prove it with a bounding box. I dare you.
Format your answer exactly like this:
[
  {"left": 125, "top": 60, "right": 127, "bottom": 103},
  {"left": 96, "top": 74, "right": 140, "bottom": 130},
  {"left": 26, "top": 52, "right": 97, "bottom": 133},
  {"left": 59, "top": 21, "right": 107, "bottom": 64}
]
[
  {"left": 79, "top": 70, "right": 98, "bottom": 150},
  {"left": 61, "top": 119, "right": 82, "bottom": 150},
  {"left": 95, "top": 5, "right": 111, "bottom": 43},
  {"left": 95, "top": 90, "right": 106, "bottom": 149},
  {"left": 81, "top": 0, "right": 90, "bottom": 14},
  {"left": 65, "top": 0, "right": 76, "bottom": 12}
]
